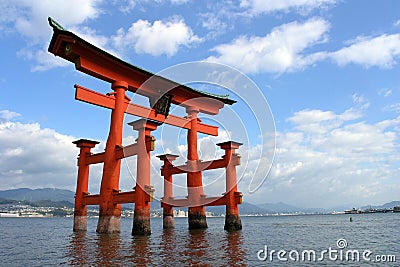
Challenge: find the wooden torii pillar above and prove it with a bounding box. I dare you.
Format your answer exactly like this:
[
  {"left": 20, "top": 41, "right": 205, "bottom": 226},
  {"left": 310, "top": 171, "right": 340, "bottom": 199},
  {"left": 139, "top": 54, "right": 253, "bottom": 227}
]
[
  {"left": 218, "top": 141, "right": 243, "bottom": 231},
  {"left": 47, "top": 17, "right": 240, "bottom": 234},
  {"left": 72, "top": 139, "right": 99, "bottom": 231},
  {"left": 129, "top": 119, "right": 159, "bottom": 235},
  {"left": 157, "top": 154, "right": 178, "bottom": 229},
  {"left": 186, "top": 107, "right": 207, "bottom": 228},
  {"left": 96, "top": 81, "right": 128, "bottom": 233}
]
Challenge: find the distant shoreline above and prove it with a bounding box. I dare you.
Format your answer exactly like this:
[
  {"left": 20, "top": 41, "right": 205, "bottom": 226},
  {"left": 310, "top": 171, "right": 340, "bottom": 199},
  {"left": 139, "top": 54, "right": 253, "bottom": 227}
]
[{"left": 1, "top": 211, "right": 398, "bottom": 219}]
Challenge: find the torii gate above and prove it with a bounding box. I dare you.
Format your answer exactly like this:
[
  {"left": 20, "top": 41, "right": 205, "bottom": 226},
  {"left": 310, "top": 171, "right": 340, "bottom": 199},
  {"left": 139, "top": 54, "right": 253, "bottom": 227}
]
[{"left": 48, "top": 18, "right": 243, "bottom": 235}]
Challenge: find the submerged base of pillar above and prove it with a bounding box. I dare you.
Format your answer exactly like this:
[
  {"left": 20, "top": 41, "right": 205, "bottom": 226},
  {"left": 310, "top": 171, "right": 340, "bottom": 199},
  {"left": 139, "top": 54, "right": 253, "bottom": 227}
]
[
  {"left": 188, "top": 209, "right": 208, "bottom": 229},
  {"left": 163, "top": 215, "right": 174, "bottom": 229},
  {"left": 132, "top": 208, "right": 151, "bottom": 236},
  {"left": 224, "top": 214, "right": 242, "bottom": 231},
  {"left": 73, "top": 215, "right": 87, "bottom": 232},
  {"left": 96, "top": 215, "right": 121, "bottom": 234}
]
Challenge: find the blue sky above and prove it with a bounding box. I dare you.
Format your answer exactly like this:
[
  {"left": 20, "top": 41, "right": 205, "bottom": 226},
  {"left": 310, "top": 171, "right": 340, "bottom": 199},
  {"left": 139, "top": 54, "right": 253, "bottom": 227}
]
[{"left": 0, "top": 0, "right": 399, "bottom": 209}]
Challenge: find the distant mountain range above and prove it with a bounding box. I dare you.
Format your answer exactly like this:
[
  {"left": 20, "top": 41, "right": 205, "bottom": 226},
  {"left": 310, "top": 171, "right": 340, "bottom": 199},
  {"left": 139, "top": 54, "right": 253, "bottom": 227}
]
[
  {"left": 360, "top": 201, "right": 400, "bottom": 210},
  {"left": 0, "top": 188, "right": 74, "bottom": 203},
  {"left": 0, "top": 188, "right": 398, "bottom": 214}
]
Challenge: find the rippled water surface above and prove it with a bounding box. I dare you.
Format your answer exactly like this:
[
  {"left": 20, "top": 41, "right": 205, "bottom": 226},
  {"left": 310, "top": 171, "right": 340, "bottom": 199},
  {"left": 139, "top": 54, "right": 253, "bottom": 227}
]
[{"left": 0, "top": 214, "right": 398, "bottom": 266}]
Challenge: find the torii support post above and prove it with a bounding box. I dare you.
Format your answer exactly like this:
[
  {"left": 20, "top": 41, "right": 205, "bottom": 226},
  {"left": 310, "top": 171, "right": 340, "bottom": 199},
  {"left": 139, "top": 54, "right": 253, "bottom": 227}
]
[
  {"left": 186, "top": 107, "right": 207, "bottom": 229},
  {"left": 97, "top": 81, "right": 128, "bottom": 234},
  {"left": 72, "top": 139, "right": 99, "bottom": 231},
  {"left": 129, "top": 119, "right": 160, "bottom": 236},
  {"left": 157, "top": 154, "right": 179, "bottom": 229},
  {"left": 217, "top": 141, "right": 243, "bottom": 231}
]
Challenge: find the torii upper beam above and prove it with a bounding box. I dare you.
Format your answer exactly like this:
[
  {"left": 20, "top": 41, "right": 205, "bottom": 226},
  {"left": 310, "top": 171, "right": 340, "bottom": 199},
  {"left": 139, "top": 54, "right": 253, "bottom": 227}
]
[{"left": 47, "top": 17, "right": 235, "bottom": 117}]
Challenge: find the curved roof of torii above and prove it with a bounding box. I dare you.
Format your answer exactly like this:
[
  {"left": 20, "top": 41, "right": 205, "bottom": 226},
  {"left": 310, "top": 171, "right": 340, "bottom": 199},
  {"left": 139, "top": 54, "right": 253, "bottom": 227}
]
[{"left": 47, "top": 17, "right": 236, "bottom": 115}]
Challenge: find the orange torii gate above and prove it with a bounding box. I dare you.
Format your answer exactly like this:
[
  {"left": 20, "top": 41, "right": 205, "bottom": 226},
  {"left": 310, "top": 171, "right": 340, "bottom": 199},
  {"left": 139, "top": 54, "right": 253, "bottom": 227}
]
[{"left": 48, "top": 18, "right": 243, "bottom": 235}]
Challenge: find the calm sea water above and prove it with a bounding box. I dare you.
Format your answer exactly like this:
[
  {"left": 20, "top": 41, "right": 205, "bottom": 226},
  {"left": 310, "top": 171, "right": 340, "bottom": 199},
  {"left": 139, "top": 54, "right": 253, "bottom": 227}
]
[{"left": 0, "top": 214, "right": 398, "bottom": 266}]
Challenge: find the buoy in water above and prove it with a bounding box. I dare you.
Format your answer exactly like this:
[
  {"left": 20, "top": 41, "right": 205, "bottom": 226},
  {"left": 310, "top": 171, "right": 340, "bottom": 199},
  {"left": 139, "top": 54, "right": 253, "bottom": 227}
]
[{"left": 349, "top": 217, "right": 353, "bottom": 222}]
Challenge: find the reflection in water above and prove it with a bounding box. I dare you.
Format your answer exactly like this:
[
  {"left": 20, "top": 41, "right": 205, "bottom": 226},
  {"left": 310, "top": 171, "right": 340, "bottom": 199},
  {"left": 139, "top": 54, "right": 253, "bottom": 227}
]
[
  {"left": 130, "top": 236, "right": 153, "bottom": 266},
  {"left": 68, "top": 232, "right": 123, "bottom": 266},
  {"left": 223, "top": 231, "right": 247, "bottom": 266},
  {"left": 159, "top": 229, "right": 178, "bottom": 263},
  {"left": 68, "top": 232, "right": 89, "bottom": 266},
  {"left": 180, "top": 229, "right": 210, "bottom": 266},
  {"left": 146, "top": 226, "right": 248, "bottom": 266},
  {"left": 95, "top": 234, "right": 121, "bottom": 266},
  {"left": 66, "top": 220, "right": 248, "bottom": 266},
  {"left": 6, "top": 215, "right": 397, "bottom": 266}
]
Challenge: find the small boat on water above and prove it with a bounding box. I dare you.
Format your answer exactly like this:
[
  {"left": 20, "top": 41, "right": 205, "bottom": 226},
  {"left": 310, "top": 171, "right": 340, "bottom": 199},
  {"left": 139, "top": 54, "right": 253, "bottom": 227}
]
[{"left": 344, "top": 208, "right": 360, "bottom": 214}]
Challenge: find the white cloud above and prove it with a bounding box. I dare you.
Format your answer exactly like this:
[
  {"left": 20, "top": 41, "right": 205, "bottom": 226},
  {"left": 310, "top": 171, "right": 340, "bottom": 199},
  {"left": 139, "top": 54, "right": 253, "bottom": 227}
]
[
  {"left": 0, "top": 119, "right": 78, "bottom": 190},
  {"left": 287, "top": 94, "right": 369, "bottom": 135},
  {"left": 329, "top": 34, "right": 400, "bottom": 68},
  {"left": 240, "top": 0, "right": 336, "bottom": 16},
  {"left": 113, "top": 18, "right": 202, "bottom": 56},
  {"left": 288, "top": 109, "right": 339, "bottom": 134},
  {"left": 0, "top": 0, "right": 102, "bottom": 71},
  {"left": 352, "top": 93, "right": 365, "bottom": 104},
  {"left": 378, "top": 88, "right": 392, "bottom": 98},
  {"left": 17, "top": 47, "right": 70, "bottom": 72},
  {"left": 0, "top": 110, "right": 21, "bottom": 122},
  {"left": 116, "top": 0, "right": 189, "bottom": 12},
  {"left": 197, "top": 1, "right": 239, "bottom": 38},
  {"left": 170, "top": 0, "right": 189, "bottom": 4},
  {"left": 237, "top": 95, "right": 400, "bottom": 208},
  {"left": 207, "top": 18, "right": 330, "bottom": 74},
  {"left": 289, "top": 109, "right": 336, "bottom": 125},
  {"left": 200, "top": 14, "right": 229, "bottom": 38},
  {"left": 208, "top": 19, "right": 400, "bottom": 74},
  {"left": 383, "top": 103, "right": 400, "bottom": 114},
  {"left": 118, "top": 0, "right": 137, "bottom": 13},
  {"left": 2, "top": 0, "right": 101, "bottom": 42}
]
